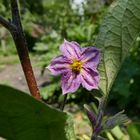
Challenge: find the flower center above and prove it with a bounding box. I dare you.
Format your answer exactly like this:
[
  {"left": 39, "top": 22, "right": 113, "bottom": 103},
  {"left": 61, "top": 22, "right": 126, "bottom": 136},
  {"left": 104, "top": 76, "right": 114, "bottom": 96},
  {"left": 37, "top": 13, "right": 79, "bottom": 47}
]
[{"left": 70, "top": 59, "right": 83, "bottom": 72}]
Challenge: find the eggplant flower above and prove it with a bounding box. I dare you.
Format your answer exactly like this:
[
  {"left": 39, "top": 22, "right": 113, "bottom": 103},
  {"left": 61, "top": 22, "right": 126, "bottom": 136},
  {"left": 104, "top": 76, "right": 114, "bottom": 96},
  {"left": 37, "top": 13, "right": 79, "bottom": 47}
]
[{"left": 47, "top": 40, "right": 100, "bottom": 94}]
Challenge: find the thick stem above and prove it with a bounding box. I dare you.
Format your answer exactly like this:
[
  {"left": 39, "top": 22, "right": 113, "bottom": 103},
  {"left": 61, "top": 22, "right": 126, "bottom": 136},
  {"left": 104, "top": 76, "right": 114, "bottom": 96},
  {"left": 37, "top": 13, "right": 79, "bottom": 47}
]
[
  {"left": 10, "top": 0, "right": 41, "bottom": 100},
  {"left": 0, "top": 0, "right": 41, "bottom": 100}
]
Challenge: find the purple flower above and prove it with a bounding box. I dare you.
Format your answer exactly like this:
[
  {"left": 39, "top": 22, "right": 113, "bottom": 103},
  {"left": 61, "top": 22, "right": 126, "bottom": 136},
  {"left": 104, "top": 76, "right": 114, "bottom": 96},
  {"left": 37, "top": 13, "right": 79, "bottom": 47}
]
[{"left": 47, "top": 39, "right": 100, "bottom": 94}]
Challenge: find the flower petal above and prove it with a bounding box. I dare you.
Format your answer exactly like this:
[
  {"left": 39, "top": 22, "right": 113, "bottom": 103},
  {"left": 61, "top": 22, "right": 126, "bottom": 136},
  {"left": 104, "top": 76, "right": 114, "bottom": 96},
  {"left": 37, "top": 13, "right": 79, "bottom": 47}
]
[
  {"left": 81, "top": 67, "right": 100, "bottom": 90},
  {"left": 61, "top": 71, "right": 81, "bottom": 94},
  {"left": 47, "top": 55, "right": 71, "bottom": 75},
  {"left": 60, "top": 39, "right": 82, "bottom": 59},
  {"left": 81, "top": 47, "right": 100, "bottom": 68}
]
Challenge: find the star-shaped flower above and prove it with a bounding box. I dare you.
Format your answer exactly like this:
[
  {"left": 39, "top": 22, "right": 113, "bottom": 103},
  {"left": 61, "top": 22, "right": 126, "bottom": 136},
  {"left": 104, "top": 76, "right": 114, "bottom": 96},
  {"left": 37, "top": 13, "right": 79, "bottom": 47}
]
[{"left": 47, "top": 40, "right": 100, "bottom": 94}]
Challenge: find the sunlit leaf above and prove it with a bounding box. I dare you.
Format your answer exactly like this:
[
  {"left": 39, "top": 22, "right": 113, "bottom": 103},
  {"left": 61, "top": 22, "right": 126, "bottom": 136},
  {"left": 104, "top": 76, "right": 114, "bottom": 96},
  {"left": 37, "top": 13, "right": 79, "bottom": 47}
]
[{"left": 96, "top": 0, "right": 140, "bottom": 95}]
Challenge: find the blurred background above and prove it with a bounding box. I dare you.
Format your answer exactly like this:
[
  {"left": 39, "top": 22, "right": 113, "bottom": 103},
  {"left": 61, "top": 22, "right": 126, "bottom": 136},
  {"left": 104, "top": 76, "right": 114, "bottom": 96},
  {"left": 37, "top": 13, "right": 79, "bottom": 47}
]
[{"left": 0, "top": 0, "right": 140, "bottom": 139}]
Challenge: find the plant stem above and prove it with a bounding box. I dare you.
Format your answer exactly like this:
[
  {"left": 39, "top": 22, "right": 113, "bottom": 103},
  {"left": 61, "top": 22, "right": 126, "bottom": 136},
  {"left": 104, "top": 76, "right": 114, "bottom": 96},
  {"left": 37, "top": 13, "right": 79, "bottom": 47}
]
[
  {"left": 91, "top": 95, "right": 108, "bottom": 139},
  {"left": 11, "top": 0, "right": 41, "bottom": 100},
  {"left": 91, "top": 135, "right": 96, "bottom": 140},
  {"left": 60, "top": 94, "right": 67, "bottom": 111},
  {"left": 0, "top": 0, "right": 41, "bottom": 100},
  {"left": 0, "top": 16, "right": 16, "bottom": 31}
]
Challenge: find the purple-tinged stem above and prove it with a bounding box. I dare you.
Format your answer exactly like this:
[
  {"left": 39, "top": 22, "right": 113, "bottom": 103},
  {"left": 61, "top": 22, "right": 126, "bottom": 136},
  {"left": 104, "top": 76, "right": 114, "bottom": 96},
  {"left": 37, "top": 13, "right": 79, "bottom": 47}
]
[{"left": 10, "top": 0, "right": 41, "bottom": 100}]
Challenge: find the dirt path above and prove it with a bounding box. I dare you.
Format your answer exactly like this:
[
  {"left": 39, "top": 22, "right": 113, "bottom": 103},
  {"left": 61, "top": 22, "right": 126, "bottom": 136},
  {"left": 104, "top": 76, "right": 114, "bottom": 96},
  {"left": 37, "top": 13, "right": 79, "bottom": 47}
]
[{"left": 0, "top": 63, "right": 50, "bottom": 93}]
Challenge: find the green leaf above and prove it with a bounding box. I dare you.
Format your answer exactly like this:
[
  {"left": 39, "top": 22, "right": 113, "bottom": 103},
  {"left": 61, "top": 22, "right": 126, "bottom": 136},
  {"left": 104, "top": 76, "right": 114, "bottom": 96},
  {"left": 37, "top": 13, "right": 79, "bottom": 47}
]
[
  {"left": 95, "top": 0, "right": 140, "bottom": 95},
  {"left": 127, "top": 123, "right": 140, "bottom": 140},
  {"left": 0, "top": 85, "right": 76, "bottom": 140},
  {"left": 103, "top": 110, "right": 129, "bottom": 130}
]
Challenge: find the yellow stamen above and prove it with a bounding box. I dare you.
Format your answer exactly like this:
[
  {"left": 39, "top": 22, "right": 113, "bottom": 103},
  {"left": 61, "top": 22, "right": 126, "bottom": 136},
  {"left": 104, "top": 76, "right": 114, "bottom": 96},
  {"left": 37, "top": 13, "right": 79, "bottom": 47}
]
[{"left": 70, "top": 59, "right": 83, "bottom": 72}]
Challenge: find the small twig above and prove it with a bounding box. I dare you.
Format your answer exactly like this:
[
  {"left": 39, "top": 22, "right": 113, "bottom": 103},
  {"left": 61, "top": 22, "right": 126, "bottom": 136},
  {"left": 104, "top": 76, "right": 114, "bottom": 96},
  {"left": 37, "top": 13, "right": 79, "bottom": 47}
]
[
  {"left": 60, "top": 94, "right": 68, "bottom": 111},
  {"left": 0, "top": 16, "right": 16, "bottom": 32}
]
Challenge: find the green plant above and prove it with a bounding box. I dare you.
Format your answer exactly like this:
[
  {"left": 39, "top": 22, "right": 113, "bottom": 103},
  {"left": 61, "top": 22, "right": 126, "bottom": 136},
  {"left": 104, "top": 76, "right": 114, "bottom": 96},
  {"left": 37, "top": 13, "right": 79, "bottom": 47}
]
[{"left": 0, "top": 0, "right": 140, "bottom": 139}]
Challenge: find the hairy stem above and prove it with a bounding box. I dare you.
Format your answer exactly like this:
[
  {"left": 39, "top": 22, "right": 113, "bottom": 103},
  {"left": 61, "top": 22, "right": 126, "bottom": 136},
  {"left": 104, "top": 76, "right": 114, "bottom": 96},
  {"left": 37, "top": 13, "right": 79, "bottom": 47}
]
[
  {"left": 11, "top": 0, "right": 41, "bottom": 100},
  {"left": 91, "top": 95, "right": 108, "bottom": 139}
]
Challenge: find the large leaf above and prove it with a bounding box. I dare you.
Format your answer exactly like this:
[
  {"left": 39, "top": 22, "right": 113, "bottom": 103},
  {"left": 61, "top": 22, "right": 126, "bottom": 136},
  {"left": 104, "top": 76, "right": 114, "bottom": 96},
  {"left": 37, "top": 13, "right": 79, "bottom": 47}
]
[
  {"left": 0, "top": 85, "right": 76, "bottom": 140},
  {"left": 95, "top": 0, "right": 140, "bottom": 95}
]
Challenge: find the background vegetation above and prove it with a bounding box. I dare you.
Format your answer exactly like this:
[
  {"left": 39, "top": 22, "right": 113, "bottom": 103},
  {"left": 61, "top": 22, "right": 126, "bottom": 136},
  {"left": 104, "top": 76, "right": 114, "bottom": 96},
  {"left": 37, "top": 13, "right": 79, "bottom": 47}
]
[{"left": 0, "top": 0, "right": 140, "bottom": 139}]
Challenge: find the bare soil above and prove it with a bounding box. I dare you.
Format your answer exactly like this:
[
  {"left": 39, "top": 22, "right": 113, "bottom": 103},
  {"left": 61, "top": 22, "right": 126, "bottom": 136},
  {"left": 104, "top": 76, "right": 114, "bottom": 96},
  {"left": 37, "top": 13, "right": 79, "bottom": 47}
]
[{"left": 0, "top": 63, "right": 50, "bottom": 93}]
